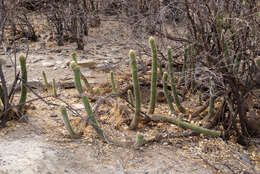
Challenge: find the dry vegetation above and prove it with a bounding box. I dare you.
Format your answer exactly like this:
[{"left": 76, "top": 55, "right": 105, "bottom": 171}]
[{"left": 0, "top": 0, "right": 259, "bottom": 173}]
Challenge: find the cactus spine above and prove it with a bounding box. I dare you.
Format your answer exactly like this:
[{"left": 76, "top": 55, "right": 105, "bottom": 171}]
[
  {"left": 70, "top": 62, "right": 106, "bottom": 140},
  {"left": 60, "top": 105, "right": 82, "bottom": 138},
  {"left": 110, "top": 71, "right": 117, "bottom": 95},
  {"left": 167, "top": 47, "right": 185, "bottom": 113},
  {"left": 163, "top": 72, "right": 176, "bottom": 114},
  {"left": 19, "top": 56, "right": 27, "bottom": 105},
  {"left": 148, "top": 37, "right": 157, "bottom": 114},
  {"left": 129, "top": 50, "right": 141, "bottom": 129}
]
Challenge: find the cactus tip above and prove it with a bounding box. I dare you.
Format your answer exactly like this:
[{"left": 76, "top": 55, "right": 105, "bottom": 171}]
[{"left": 70, "top": 61, "right": 78, "bottom": 69}]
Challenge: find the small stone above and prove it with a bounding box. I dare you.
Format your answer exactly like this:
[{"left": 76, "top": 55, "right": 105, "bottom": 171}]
[
  {"left": 50, "top": 112, "right": 58, "bottom": 117},
  {"left": 42, "top": 62, "right": 55, "bottom": 67}
]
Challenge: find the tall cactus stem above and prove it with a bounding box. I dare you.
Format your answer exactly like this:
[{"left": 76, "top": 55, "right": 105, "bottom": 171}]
[
  {"left": 19, "top": 55, "right": 27, "bottom": 105},
  {"left": 60, "top": 106, "right": 82, "bottom": 138},
  {"left": 148, "top": 37, "right": 158, "bottom": 114},
  {"left": 127, "top": 89, "right": 134, "bottom": 107},
  {"left": 70, "top": 62, "right": 106, "bottom": 140},
  {"left": 167, "top": 47, "right": 185, "bottom": 113},
  {"left": 52, "top": 78, "right": 57, "bottom": 97},
  {"left": 129, "top": 50, "right": 141, "bottom": 129},
  {"left": 163, "top": 72, "right": 176, "bottom": 114},
  {"left": 110, "top": 71, "right": 117, "bottom": 95}
]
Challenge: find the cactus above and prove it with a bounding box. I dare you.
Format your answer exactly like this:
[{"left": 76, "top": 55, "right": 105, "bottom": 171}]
[
  {"left": 162, "top": 72, "right": 176, "bottom": 114},
  {"left": 110, "top": 71, "right": 117, "bottom": 95},
  {"left": 60, "top": 106, "right": 82, "bottom": 138},
  {"left": 52, "top": 78, "right": 57, "bottom": 97},
  {"left": 42, "top": 71, "right": 50, "bottom": 90},
  {"left": 159, "top": 62, "right": 163, "bottom": 77},
  {"left": 135, "top": 133, "right": 144, "bottom": 148},
  {"left": 72, "top": 53, "right": 78, "bottom": 63},
  {"left": 167, "top": 47, "right": 185, "bottom": 113},
  {"left": 70, "top": 62, "right": 106, "bottom": 140},
  {"left": 148, "top": 37, "right": 158, "bottom": 114},
  {"left": 129, "top": 50, "right": 141, "bottom": 129},
  {"left": 19, "top": 55, "right": 27, "bottom": 105}
]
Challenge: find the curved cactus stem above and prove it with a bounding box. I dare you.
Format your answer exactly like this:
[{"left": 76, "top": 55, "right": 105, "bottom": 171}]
[
  {"left": 127, "top": 89, "right": 134, "bottom": 107},
  {"left": 163, "top": 72, "right": 177, "bottom": 115},
  {"left": 19, "top": 55, "right": 27, "bottom": 105},
  {"left": 151, "top": 114, "right": 221, "bottom": 137},
  {"left": 70, "top": 62, "right": 107, "bottom": 141},
  {"left": 148, "top": 37, "right": 158, "bottom": 114},
  {"left": 110, "top": 71, "right": 117, "bottom": 95},
  {"left": 167, "top": 47, "right": 186, "bottom": 113},
  {"left": 60, "top": 106, "right": 82, "bottom": 138},
  {"left": 52, "top": 78, "right": 57, "bottom": 97},
  {"left": 129, "top": 50, "right": 141, "bottom": 129}
]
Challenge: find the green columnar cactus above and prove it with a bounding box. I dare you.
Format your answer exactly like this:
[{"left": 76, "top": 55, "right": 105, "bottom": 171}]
[
  {"left": 70, "top": 62, "right": 106, "bottom": 140},
  {"left": 135, "top": 133, "right": 144, "bottom": 148},
  {"left": 167, "top": 47, "right": 185, "bottom": 113},
  {"left": 148, "top": 37, "right": 158, "bottom": 114},
  {"left": 72, "top": 53, "right": 78, "bottom": 63},
  {"left": 52, "top": 78, "right": 57, "bottom": 97},
  {"left": 42, "top": 71, "right": 49, "bottom": 90},
  {"left": 110, "top": 71, "right": 117, "bottom": 95},
  {"left": 163, "top": 72, "right": 176, "bottom": 114},
  {"left": 60, "top": 106, "right": 82, "bottom": 138},
  {"left": 129, "top": 50, "right": 141, "bottom": 129},
  {"left": 127, "top": 89, "right": 134, "bottom": 106},
  {"left": 255, "top": 57, "right": 260, "bottom": 70},
  {"left": 19, "top": 56, "right": 27, "bottom": 105}
]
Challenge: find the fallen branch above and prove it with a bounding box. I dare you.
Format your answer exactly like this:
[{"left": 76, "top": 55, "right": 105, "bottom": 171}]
[{"left": 151, "top": 114, "right": 221, "bottom": 137}]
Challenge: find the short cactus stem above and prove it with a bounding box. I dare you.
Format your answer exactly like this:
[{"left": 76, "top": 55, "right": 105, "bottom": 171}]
[
  {"left": 127, "top": 89, "right": 134, "bottom": 107},
  {"left": 163, "top": 72, "right": 176, "bottom": 114},
  {"left": 148, "top": 37, "right": 158, "bottom": 114},
  {"left": 167, "top": 47, "right": 185, "bottom": 113},
  {"left": 60, "top": 106, "right": 82, "bottom": 138},
  {"left": 135, "top": 133, "right": 144, "bottom": 148},
  {"left": 110, "top": 71, "right": 117, "bottom": 95},
  {"left": 129, "top": 50, "right": 141, "bottom": 129},
  {"left": 70, "top": 62, "right": 106, "bottom": 140},
  {"left": 19, "top": 55, "right": 27, "bottom": 105},
  {"left": 52, "top": 78, "right": 57, "bottom": 97},
  {"left": 42, "top": 71, "right": 50, "bottom": 91}
]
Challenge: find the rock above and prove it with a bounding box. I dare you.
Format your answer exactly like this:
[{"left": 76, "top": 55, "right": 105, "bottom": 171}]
[
  {"left": 77, "top": 60, "right": 96, "bottom": 69},
  {"left": 72, "top": 104, "right": 85, "bottom": 110},
  {"left": 42, "top": 62, "right": 55, "bottom": 67},
  {"left": 50, "top": 112, "right": 58, "bottom": 117}
]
